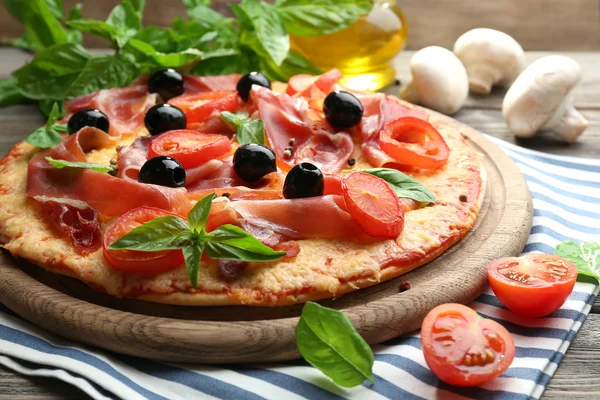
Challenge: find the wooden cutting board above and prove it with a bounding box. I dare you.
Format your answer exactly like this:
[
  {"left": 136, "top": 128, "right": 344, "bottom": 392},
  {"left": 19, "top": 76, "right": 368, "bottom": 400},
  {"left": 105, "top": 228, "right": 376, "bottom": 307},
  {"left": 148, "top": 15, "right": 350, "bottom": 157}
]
[{"left": 0, "top": 110, "right": 532, "bottom": 364}]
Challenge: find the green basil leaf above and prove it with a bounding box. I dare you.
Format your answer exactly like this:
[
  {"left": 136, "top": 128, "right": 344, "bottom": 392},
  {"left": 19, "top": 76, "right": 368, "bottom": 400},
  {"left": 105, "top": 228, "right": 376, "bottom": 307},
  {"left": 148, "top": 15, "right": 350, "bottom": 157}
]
[
  {"left": 45, "top": 0, "right": 64, "bottom": 19},
  {"left": 134, "top": 27, "right": 179, "bottom": 53},
  {"left": 0, "top": 79, "right": 29, "bottom": 107},
  {"left": 275, "top": 0, "right": 373, "bottom": 37},
  {"left": 205, "top": 224, "right": 286, "bottom": 261},
  {"left": 237, "top": 118, "right": 265, "bottom": 145},
  {"left": 66, "top": 20, "right": 118, "bottom": 44},
  {"left": 128, "top": 39, "right": 203, "bottom": 68},
  {"left": 6, "top": 0, "right": 69, "bottom": 48},
  {"left": 188, "top": 5, "right": 226, "bottom": 28},
  {"left": 26, "top": 127, "right": 62, "bottom": 148},
  {"left": 45, "top": 157, "right": 113, "bottom": 173},
  {"left": 3, "top": 33, "right": 41, "bottom": 52},
  {"left": 108, "top": 215, "right": 191, "bottom": 251},
  {"left": 183, "top": 242, "right": 204, "bottom": 288},
  {"left": 45, "top": 102, "right": 64, "bottom": 127},
  {"left": 65, "top": 3, "right": 84, "bottom": 45},
  {"left": 106, "top": 1, "right": 143, "bottom": 48},
  {"left": 260, "top": 50, "right": 321, "bottom": 82},
  {"left": 66, "top": 55, "right": 138, "bottom": 98},
  {"left": 183, "top": 0, "right": 210, "bottom": 9},
  {"left": 362, "top": 168, "right": 436, "bottom": 204},
  {"left": 188, "top": 193, "right": 216, "bottom": 231},
  {"left": 190, "top": 52, "right": 255, "bottom": 76},
  {"left": 54, "top": 123, "right": 68, "bottom": 133},
  {"left": 296, "top": 301, "right": 375, "bottom": 387},
  {"left": 39, "top": 99, "right": 64, "bottom": 117},
  {"left": 235, "top": 0, "right": 290, "bottom": 66},
  {"left": 12, "top": 43, "right": 91, "bottom": 100},
  {"left": 555, "top": 241, "right": 600, "bottom": 281},
  {"left": 126, "top": 0, "right": 145, "bottom": 14},
  {"left": 220, "top": 112, "right": 265, "bottom": 145}
]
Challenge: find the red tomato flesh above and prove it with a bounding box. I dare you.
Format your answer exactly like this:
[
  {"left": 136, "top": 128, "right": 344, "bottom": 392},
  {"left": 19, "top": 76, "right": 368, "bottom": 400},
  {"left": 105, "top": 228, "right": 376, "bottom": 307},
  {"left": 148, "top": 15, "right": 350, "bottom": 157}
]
[
  {"left": 184, "top": 91, "right": 239, "bottom": 124},
  {"left": 148, "top": 129, "right": 231, "bottom": 169},
  {"left": 341, "top": 171, "right": 403, "bottom": 238},
  {"left": 103, "top": 207, "right": 184, "bottom": 274},
  {"left": 380, "top": 117, "right": 450, "bottom": 170},
  {"left": 421, "top": 303, "right": 515, "bottom": 387},
  {"left": 488, "top": 254, "right": 577, "bottom": 318}
]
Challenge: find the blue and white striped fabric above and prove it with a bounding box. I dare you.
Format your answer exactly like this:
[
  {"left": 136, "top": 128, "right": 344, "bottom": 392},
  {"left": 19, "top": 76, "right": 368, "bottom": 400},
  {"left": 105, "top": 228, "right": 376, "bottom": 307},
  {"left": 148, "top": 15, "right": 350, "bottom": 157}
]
[{"left": 1, "top": 137, "right": 599, "bottom": 400}]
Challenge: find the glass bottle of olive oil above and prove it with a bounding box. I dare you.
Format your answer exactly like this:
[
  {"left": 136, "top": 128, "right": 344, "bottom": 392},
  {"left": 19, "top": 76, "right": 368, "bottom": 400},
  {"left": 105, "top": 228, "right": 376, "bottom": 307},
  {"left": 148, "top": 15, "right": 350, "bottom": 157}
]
[{"left": 290, "top": 1, "right": 408, "bottom": 91}]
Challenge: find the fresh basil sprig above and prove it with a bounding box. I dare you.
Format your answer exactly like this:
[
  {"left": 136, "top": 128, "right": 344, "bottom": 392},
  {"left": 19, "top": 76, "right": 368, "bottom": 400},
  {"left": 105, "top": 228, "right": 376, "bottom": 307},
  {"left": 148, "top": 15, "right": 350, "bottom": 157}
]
[
  {"left": 221, "top": 112, "right": 265, "bottom": 145},
  {"left": 45, "top": 157, "right": 115, "bottom": 174},
  {"left": 296, "top": 301, "right": 375, "bottom": 387},
  {"left": 2, "top": 0, "right": 372, "bottom": 114},
  {"left": 26, "top": 103, "right": 67, "bottom": 148},
  {"left": 109, "top": 193, "right": 286, "bottom": 287},
  {"left": 555, "top": 241, "right": 600, "bottom": 281},
  {"left": 362, "top": 168, "right": 436, "bottom": 204}
]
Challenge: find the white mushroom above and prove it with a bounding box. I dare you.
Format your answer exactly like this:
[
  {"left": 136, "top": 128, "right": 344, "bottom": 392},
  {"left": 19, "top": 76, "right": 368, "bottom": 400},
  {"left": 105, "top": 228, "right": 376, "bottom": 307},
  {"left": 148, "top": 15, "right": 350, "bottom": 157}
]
[
  {"left": 400, "top": 46, "right": 469, "bottom": 115},
  {"left": 453, "top": 28, "right": 526, "bottom": 95},
  {"left": 502, "top": 55, "right": 588, "bottom": 143}
]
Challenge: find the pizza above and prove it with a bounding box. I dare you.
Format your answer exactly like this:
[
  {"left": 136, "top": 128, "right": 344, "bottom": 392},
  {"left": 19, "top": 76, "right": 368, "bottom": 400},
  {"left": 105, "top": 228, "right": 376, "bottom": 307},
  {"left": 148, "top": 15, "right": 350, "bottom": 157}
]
[{"left": 0, "top": 69, "right": 485, "bottom": 306}]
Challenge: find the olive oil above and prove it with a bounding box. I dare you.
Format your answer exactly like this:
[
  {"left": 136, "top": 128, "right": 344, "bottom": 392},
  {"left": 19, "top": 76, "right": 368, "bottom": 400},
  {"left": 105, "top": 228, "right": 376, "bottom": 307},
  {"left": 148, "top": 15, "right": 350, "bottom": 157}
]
[{"left": 290, "top": 1, "right": 408, "bottom": 91}]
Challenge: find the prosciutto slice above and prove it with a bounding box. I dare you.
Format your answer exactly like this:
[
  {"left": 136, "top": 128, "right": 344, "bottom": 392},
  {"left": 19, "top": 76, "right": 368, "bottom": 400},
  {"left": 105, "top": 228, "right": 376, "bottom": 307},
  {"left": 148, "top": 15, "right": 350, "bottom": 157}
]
[
  {"left": 65, "top": 85, "right": 157, "bottom": 136},
  {"left": 252, "top": 86, "right": 354, "bottom": 174},
  {"left": 358, "top": 94, "right": 428, "bottom": 167},
  {"left": 27, "top": 128, "right": 188, "bottom": 217},
  {"left": 230, "top": 195, "right": 363, "bottom": 239}
]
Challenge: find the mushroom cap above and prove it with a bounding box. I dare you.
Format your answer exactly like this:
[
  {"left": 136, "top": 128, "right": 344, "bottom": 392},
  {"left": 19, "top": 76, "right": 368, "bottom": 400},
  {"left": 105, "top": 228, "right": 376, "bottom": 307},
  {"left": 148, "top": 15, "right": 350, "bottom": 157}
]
[
  {"left": 502, "top": 55, "right": 583, "bottom": 136},
  {"left": 408, "top": 46, "right": 469, "bottom": 115},
  {"left": 454, "top": 28, "right": 525, "bottom": 87}
]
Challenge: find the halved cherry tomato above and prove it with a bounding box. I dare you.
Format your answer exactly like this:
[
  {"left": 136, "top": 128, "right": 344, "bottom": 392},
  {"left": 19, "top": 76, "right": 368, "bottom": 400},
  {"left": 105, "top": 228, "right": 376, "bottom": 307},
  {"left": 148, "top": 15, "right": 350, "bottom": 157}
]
[
  {"left": 286, "top": 74, "right": 318, "bottom": 96},
  {"left": 184, "top": 91, "right": 239, "bottom": 124},
  {"left": 148, "top": 129, "right": 231, "bottom": 169},
  {"left": 379, "top": 117, "right": 450, "bottom": 169},
  {"left": 488, "top": 254, "right": 577, "bottom": 318},
  {"left": 341, "top": 171, "right": 403, "bottom": 238},
  {"left": 421, "top": 303, "right": 515, "bottom": 387},
  {"left": 103, "top": 207, "right": 184, "bottom": 274}
]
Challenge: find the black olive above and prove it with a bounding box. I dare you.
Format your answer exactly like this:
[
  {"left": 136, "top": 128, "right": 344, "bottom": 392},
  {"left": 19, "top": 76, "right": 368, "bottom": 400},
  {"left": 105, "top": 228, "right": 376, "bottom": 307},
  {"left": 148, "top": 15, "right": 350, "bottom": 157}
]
[
  {"left": 237, "top": 72, "right": 271, "bottom": 102},
  {"left": 233, "top": 143, "right": 277, "bottom": 182},
  {"left": 148, "top": 69, "right": 185, "bottom": 101},
  {"left": 144, "top": 103, "right": 186, "bottom": 136},
  {"left": 138, "top": 156, "right": 186, "bottom": 188},
  {"left": 67, "top": 108, "right": 110, "bottom": 135},
  {"left": 283, "top": 162, "right": 324, "bottom": 199},
  {"left": 323, "top": 90, "right": 364, "bottom": 129}
]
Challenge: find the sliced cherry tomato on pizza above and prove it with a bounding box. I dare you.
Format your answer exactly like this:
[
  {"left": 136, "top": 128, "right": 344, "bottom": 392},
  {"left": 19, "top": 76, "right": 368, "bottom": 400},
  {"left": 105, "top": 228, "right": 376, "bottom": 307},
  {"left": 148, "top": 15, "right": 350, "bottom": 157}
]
[
  {"left": 148, "top": 129, "right": 231, "bottom": 169},
  {"left": 103, "top": 207, "right": 184, "bottom": 274},
  {"left": 487, "top": 254, "right": 577, "bottom": 318},
  {"left": 421, "top": 303, "right": 515, "bottom": 387},
  {"left": 379, "top": 117, "right": 450, "bottom": 169},
  {"left": 286, "top": 74, "right": 318, "bottom": 96},
  {"left": 184, "top": 91, "right": 239, "bottom": 124},
  {"left": 341, "top": 171, "right": 403, "bottom": 238}
]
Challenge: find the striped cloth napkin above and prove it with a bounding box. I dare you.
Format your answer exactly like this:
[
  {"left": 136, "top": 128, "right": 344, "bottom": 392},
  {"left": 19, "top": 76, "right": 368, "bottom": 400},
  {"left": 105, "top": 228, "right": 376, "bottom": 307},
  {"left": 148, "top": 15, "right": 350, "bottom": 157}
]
[{"left": 0, "top": 137, "right": 598, "bottom": 400}]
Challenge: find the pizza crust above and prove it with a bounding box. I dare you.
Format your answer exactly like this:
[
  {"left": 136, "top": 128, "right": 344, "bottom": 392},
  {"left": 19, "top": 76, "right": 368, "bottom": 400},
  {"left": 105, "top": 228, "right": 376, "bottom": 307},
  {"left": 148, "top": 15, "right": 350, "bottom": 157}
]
[{"left": 0, "top": 101, "right": 486, "bottom": 306}]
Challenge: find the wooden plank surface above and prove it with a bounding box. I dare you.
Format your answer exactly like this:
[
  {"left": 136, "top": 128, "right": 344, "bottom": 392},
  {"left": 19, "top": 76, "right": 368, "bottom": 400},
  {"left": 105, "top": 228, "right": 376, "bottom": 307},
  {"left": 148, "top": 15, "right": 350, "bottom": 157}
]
[
  {"left": 0, "top": 0, "right": 598, "bottom": 50},
  {"left": 0, "top": 49, "right": 598, "bottom": 398}
]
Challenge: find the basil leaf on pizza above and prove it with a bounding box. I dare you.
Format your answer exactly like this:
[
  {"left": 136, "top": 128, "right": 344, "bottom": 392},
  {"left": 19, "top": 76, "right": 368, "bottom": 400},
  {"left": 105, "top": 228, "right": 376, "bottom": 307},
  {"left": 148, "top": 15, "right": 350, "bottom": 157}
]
[
  {"left": 26, "top": 103, "right": 66, "bottom": 148},
  {"left": 221, "top": 112, "right": 265, "bottom": 145},
  {"left": 188, "top": 192, "right": 216, "bottom": 231},
  {"left": 205, "top": 225, "right": 286, "bottom": 261},
  {"left": 363, "top": 168, "right": 436, "bottom": 204},
  {"left": 108, "top": 193, "right": 285, "bottom": 288},
  {"left": 45, "top": 157, "right": 115, "bottom": 173},
  {"left": 296, "top": 301, "right": 375, "bottom": 387}
]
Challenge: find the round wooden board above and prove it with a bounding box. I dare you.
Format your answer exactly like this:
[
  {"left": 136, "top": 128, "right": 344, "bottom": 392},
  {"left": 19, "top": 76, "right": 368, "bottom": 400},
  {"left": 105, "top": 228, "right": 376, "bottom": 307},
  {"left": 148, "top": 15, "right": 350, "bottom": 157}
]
[{"left": 0, "top": 110, "right": 532, "bottom": 364}]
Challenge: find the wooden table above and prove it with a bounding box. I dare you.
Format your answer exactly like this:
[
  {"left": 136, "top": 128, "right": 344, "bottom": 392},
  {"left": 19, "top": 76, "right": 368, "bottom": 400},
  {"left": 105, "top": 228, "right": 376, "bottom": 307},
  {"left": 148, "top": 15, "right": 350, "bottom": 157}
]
[{"left": 0, "top": 48, "right": 598, "bottom": 399}]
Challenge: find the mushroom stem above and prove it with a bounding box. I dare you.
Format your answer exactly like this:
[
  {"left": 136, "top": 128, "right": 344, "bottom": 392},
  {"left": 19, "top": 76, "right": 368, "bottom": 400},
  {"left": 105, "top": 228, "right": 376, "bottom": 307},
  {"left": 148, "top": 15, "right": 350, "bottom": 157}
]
[
  {"left": 466, "top": 65, "right": 503, "bottom": 95},
  {"left": 400, "top": 82, "right": 419, "bottom": 104},
  {"left": 545, "top": 96, "right": 589, "bottom": 143}
]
